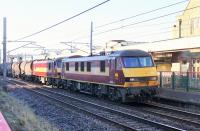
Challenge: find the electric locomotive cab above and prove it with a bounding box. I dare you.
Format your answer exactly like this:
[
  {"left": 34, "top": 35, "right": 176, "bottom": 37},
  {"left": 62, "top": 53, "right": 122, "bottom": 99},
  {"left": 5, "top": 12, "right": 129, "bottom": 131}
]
[
  {"left": 54, "top": 58, "right": 63, "bottom": 78},
  {"left": 122, "top": 56, "right": 158, "bottom": 87},
  {"left": 111, "top": 50, "right": 158, "bottom": 100}
]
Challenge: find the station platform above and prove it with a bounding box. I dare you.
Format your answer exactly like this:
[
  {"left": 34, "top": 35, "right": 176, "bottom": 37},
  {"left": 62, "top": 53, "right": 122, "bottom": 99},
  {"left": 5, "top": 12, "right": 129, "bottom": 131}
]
[
  {"left": 156, "top": 88, "right": 200, "bottom": 105},
  {"left": 0, "top": 112, "right": 11, "bottom": 131}
]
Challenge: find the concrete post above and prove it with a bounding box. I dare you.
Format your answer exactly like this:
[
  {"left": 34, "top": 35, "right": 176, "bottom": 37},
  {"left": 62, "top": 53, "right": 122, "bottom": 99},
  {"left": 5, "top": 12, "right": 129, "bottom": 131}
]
[
  {"left": 186, "top": 71, "right": 189, "bottom": 92},
  {"left": 178, "top": 19, "right": 182, "bottom": 38},
  {"left": 3, "top": 17, "right": 7, "bottom": 82},
  {"left": 172, "top": 72, "right": 175, "bottom": 90},
  {"left": 90, "top": 22, "right": 93, "bottom": 56},
  {"left": 159, "top": 72, "right": 163, "bottom": 88}
]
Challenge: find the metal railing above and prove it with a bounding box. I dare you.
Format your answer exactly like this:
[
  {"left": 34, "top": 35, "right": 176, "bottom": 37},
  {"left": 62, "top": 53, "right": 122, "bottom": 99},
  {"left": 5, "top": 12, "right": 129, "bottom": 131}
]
[{"left": 158, "top": 71, "right": 200, "bottom": 92}]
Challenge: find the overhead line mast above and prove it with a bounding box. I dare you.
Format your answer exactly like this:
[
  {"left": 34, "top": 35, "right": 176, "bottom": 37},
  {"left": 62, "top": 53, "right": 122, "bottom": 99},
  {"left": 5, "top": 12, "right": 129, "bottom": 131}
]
[{"left": 3, "top": 17, "right": 7, "bottom": 82}]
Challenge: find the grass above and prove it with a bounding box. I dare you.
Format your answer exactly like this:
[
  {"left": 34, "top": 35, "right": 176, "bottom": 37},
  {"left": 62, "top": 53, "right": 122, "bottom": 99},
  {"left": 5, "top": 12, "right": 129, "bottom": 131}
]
[{"left": 0, "top": 87, "right": 59, "bottom": 131}]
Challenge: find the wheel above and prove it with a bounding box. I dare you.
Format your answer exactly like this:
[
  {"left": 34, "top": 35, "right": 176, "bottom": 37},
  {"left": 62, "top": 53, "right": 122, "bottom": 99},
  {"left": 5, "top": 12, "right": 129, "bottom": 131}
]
[
  {"left": 108, "top": 87, "right": 117, "bottom": 101},
  {"left": 95, "top": 85, "right": 103, "bottom": 98}
]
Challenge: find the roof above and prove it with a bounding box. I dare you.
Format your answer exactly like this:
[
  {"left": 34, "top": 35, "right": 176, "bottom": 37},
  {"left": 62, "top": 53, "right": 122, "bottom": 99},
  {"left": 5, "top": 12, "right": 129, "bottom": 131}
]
[
  {"left": 110, "top": 50, "right": 150, "bottom": 57},
  {"left": 62, "top": 55, "right": 109, "bottom": 62},
  {"left": 115, "top": 36, "right": 200, "bottom": 53},
  {"left": 62, "top": 50, "right": 150, "bottom": 62}
]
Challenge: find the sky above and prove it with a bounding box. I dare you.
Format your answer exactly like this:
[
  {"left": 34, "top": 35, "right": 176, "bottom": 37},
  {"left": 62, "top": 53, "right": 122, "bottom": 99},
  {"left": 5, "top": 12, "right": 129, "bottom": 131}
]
[{"left": 0, "top": 0, "right": 189, "bottom": 60}]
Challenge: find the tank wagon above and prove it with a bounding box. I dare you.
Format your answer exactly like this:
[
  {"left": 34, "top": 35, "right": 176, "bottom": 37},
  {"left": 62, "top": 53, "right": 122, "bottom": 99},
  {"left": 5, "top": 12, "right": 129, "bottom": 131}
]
[
  {"left": 19, "top": 61, "right": 34, "bottom": 81},
  {"left": 11, "top": 62, "right": 22, "bottom": 78},
  {"left": 20, "top": 61, "right": 26, "bottom": 79}
]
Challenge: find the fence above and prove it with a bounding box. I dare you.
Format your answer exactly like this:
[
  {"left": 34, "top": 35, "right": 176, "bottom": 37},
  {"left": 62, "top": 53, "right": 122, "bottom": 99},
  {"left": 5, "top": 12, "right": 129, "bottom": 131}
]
[{"left": 158, "top": 71, "right": 200, "bottom": 92}]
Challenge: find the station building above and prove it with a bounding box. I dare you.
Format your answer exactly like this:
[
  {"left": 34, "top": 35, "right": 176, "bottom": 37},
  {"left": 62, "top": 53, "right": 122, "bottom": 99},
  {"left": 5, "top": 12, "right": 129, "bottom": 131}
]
[
  {"left": 173, "top": 0, "right": 200, "bottom": 38},
  {"left": 106, "top": 0, "right": 200, "bottom": 76}
]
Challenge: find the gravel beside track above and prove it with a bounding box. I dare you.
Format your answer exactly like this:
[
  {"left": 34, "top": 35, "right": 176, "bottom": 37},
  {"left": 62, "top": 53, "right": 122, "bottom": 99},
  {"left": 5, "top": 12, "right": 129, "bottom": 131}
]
[
  {"left": 9, "top": 88, "right": 121, "bottom": 131},
  {"left": 42, "top": 87, "right": 200, "bottom": 130},
  {"left": 28, "top": 87, "right": 167, "bottom": 131},
  {"left": 8, "top": 78, "right": 200, "bottom": 130}
]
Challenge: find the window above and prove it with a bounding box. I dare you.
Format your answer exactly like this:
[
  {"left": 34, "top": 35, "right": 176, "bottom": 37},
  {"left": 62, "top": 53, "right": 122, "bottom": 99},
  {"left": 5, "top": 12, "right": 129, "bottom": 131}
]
[
  {"left": 190, "top": 18, "right": 199, "bottom": 34},
  {"left": 193, "top": 67, "right": 196, "bottom": 78},
  {"left": 116, "top": 58, "right": 122, "bottom": 70},
  {"left": 48, "top": 63, "right": 51, "bottom": 70},
  {"left": 123, "top": 57, "right": 153, "bottom": 68},
  {"left": 197, "top": 67, "right": 200, "bottom": 78},
  {"left": 57, "top": 61, "right": 61, "bottom": 68},
  {"left": 123, "top": 58, "right": 139, "bottom": 68},
  {"left": 100, "top": 61, "right": 105, "bottom": 72},
  {"left": 81, "top": 62, "right": 84, "bottom": 72},
  {"left": 138, "top": 57, "right": 153, "bottom": 67},
  {"left": 191, "top": 19, "right": 194, "bottom": 34},
  {"left": 87, "top": 62, "right": 91, "bottom": 72},
  {"left": 65, "top": 63, "right": 69, "bottom": 71},
  {"left": 75, "top": 62, "right": 79, "bottom": 71},
  {"left": 193, "top": 59, "right": 196, "bottom": 64}
]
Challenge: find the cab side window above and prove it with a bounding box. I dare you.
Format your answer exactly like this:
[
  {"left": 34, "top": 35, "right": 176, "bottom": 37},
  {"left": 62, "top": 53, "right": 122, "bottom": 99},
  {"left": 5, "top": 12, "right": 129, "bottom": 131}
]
[
  {"left": 75, "top": 62, "right": 79, "bottom": 71},
  {"left": 81, "top": 62, "right": 84, "bottom": 72},
  {"left": 65, "top": 62, "right": 69, "bottom": 71},
  {"left": 100, "top": 61, "right": 105, "bottom": 72},
  {"left": 116, "top": 58, "right": 122, "bottom": 70},
  {"left": 48, "top": 63, "right": 51, "bottom": 70},
  {"left": 87, "top": 62, "right": 91, "bottom": 72}
]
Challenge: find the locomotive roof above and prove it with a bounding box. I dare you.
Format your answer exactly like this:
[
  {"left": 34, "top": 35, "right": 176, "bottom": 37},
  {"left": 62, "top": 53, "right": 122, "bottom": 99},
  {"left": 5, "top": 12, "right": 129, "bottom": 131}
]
[
  {"left": 110, "top": 50, "right": 150, "bottom": 57},
  {"left": 62, "top": 55, "right": 109, "bottom": 62},
  {"left": 62, "top": 50, "right": 150, "bottom": 62}
]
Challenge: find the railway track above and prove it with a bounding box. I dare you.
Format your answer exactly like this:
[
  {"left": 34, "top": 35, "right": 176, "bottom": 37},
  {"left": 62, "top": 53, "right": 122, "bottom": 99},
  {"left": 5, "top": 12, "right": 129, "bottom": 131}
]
[
  {"left": 40, "top": 86, "right": 200, "bottom": 130},
  {"left": 152, "top": 97, "right": 200, "bottom": 112},
  {"left": 141, "top": 102, "right": 200, "bottom": 127},
  {"left": 25, "top": 87, "right": 184, "bottom": 131},
  {"left": 6, "top": 78, "right": 200, "bottom": 130}
]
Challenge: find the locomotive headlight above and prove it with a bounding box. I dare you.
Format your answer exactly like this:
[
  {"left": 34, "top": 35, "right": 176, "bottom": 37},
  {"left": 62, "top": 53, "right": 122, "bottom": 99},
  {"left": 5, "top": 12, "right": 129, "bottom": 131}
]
[
  {"left": 149, "top": 76, "right": 157, "bottom": 81},
  {"left": 129, "top": 78, "right": 136, "bottom": 82}
]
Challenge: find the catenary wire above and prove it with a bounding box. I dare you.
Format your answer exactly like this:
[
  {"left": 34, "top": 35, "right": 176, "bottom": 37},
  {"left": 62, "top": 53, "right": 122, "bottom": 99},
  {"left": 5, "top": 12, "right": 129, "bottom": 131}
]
[
  {"left": 93, "top": 6, "right": 200, "bottom": 36},
  {"left": 14, "top": 0, "right": 111, "bottom": 41},
  {"left": 95, "top": 0, "right": 189, "bottom": 29}
]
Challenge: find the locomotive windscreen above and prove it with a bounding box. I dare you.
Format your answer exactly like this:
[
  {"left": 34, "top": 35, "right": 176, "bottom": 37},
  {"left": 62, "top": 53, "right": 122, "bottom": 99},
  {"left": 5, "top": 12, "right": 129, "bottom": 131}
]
[{"left": 123, "top": 57, "right": 153, "bottom": 68}]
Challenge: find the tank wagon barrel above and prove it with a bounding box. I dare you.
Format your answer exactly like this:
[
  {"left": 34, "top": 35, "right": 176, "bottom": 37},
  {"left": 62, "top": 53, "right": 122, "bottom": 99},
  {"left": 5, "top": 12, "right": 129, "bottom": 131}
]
[
  {"left": 12, "top": 62, "right": 21, "bottom": 78},
  {"left": 20, "top": 61, "right": 26, "bottom": 79}
]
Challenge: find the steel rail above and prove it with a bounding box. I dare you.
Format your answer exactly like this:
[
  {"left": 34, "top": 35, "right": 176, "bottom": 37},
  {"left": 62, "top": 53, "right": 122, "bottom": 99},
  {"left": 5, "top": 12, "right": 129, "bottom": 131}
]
[
  {"left": 144, "top": 102, "right": 200, "bottom": 119},
  {"left": 6, "top": 78, "right": 187, "bottom": 130},
  {"left": 138, "top": 106, "right": 200, "bottom": 128},
  {"left": 26, "top": 88, "right": 138, "bottom": 131},
  {"left": 33, "top": 87, "right": 184, "bottom": 131}
]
